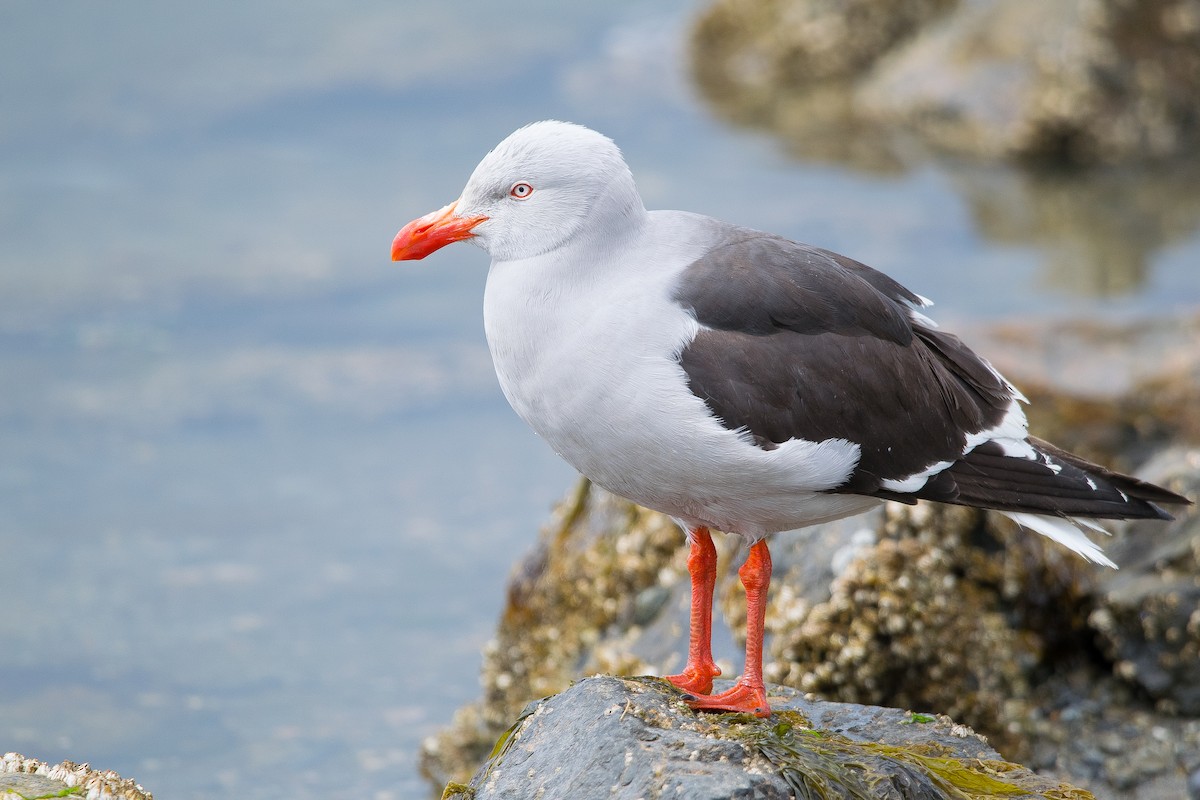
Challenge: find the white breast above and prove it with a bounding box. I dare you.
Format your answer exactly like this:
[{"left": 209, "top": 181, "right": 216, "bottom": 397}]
[{"left": 482, "top": 212, "right": 876, "bottom": 538}]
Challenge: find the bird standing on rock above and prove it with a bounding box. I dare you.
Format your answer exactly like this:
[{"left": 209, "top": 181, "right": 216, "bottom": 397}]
[{"left": 390, "top": 121, "right": 1190, "bottom": 717}]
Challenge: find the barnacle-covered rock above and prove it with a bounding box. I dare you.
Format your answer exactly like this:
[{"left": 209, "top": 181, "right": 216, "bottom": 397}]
[
  {"left": 1, "top": 752, "right": 152, "bottom": 800},
  {"left": 1089, "top": 448, "right": 1200, "bottom": 714}
]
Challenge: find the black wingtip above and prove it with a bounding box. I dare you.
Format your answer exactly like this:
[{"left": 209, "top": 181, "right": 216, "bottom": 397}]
[
  {"left": 1025, "top": 436, "right": 1193, "bottom": 513},
  {"left": 846, "top": 437, "right": 1193, "bottom": 522},
  {"left": 1149, "top": 503, "right": 1175, "bottom": 522}
]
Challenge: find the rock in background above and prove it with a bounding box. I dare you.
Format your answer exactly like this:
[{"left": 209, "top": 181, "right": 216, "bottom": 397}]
[
  {"left": 420, "top": 312, "right": 1200, "bottom": 799},
  {"left": 691, "top": 0, "right": 1200, "bottom": 167}
]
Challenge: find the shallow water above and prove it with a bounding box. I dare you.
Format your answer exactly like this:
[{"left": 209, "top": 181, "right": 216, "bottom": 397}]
[{"left": 1, "top": 2, "right": 1198, "bottom": 798}]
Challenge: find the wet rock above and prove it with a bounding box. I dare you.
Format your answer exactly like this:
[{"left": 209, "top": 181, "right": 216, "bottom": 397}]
[
  {"left": 426, "top": 477, "right": 1199, "bottom": 797},
  {"left": 447, "top": 675, "right": 1091, "bottom": 800},
  {"left": 1019, "top": 671, "right": 1200, "bottom": 798},
  {"left": 1, "top": 753, "right": 152, "bottom": 800}
]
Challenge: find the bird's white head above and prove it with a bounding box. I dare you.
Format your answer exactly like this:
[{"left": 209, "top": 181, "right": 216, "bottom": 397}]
[{"left": 392, "top": 121, "right": 645, "bottom": 263}]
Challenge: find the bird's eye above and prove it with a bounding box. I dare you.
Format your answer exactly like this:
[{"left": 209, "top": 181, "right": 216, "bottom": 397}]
[{"left": 509, "top": 182, "right": 533, "bottom": 199}]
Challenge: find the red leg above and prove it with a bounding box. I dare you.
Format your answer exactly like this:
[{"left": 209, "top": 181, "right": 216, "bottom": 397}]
[
  {"left": 684, "top": 539, "right": 772, "bottom": 717},
  {"left": 664, "top": 526, "right": 721, "bottom": 696}
]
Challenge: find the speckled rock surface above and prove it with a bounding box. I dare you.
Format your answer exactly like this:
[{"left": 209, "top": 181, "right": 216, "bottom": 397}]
[
  {"left": 1, "top": 752, "right": 152, "bottom": 800},
  {"left": 446, "top": 675, "right": 1091, "bottom": 800},
  {"left": 692, "top": 0, "right": 954, "bottom": 88},
  {"left": 1090, "top": 448, "right": 1200, "bottom": 714},
  {"left": 858, "top": 0, "right": 1200, "bottom": 165},
  {"left": 766, "top": 504, "right": 1051, "bottom": 751}
]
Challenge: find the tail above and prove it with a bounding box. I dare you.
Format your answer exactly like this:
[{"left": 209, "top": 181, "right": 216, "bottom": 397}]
[
  {"left": 1001, "top": 511, "right": 1117, "bottom": 568},
  {"left": 894, "top": 437, "right": 1191, "bottom": 568}
]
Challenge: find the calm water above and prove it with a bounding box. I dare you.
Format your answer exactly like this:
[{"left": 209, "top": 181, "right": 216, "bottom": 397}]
[{"left": 2, "top": 3, "right": 1198, "bottom": 798}]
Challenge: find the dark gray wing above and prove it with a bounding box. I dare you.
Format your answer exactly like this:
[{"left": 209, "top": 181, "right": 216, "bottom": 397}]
[
  {"left": 672, "top": 229, "right": 1183, "bottom": 520},
  {"left": 674, "top": 230, "right": 922, "bottom": 342},
  {"left": 673, "top": 229, "right": 1010, "bottom": 487}
]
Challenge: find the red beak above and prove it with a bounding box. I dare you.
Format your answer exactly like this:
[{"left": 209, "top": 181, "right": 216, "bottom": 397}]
[{"left": 391, "top": 201, "right": 488, "bottom": 261}]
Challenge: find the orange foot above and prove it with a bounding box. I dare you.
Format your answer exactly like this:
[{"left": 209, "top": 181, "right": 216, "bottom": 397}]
[
  {"left": 664, "top": 661, "right": 721, "bottom": 696},
  {"left": 683, "top": 678, "right": 771, "bottom": 718}
]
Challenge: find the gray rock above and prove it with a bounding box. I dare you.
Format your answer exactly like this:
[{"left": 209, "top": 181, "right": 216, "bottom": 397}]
[
  {"left": 857, "top": 0, "right": 1200, "bottom": 165},
  {"left": 690, "top": 0, "right": 1200, "bottom": 166},
  {"left": 1090, "top": 447, "right": 1200, "bottom": 713},
  {"left": 1, "top": 772, "right": 71, "bottom": 800},
  {"left": 450, "top": 675, "right": 1089, "bottom": 800}
]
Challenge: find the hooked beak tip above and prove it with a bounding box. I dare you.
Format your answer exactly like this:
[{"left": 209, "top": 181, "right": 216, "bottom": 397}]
[{"left": 391, "top": 201, "right": 487, "bottom": 261}]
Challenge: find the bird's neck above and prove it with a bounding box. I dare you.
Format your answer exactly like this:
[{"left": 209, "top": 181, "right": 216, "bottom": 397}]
[{"left": 567, "top": 178, "right": 649, "bottom": 264}]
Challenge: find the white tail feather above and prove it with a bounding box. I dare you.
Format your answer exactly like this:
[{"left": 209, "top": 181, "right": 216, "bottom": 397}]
[{"left": 1002, "top": 511, "right": 1117, "bottom": 569}]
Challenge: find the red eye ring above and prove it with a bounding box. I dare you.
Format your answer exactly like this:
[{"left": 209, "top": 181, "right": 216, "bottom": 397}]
[{"left": 509, "top": 182, "right": 533, "bottom": 199}]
